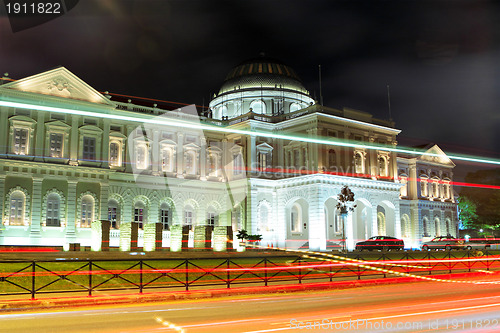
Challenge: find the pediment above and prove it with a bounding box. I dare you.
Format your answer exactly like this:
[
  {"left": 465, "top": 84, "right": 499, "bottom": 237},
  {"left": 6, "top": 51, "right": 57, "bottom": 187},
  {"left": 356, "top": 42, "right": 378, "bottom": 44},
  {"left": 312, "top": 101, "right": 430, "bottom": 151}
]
[
  {"left": 45, "top": 120, "right": 71, "bottom": 128},
  {"left": 184, "top": 142, "right": 200, "bottom": 150},
  {"left": 257, "top": 142, "right": 273, "bottom": 151},
  {"left": 2, "top": 67, "right": 115, "bottom": 106},
  {"left": 418, "top": 144, "right": 455, "bottom": 166}
]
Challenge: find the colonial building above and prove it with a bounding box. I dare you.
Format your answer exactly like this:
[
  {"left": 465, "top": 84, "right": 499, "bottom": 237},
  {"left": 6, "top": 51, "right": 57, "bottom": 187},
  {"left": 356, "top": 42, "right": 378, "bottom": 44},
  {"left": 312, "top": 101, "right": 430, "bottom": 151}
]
[
  {"left": 0, "top": 56, "right": 457, "bottom": 251},
  {"left": 397, "top": 144, "right": 458, "bottom": 249}
]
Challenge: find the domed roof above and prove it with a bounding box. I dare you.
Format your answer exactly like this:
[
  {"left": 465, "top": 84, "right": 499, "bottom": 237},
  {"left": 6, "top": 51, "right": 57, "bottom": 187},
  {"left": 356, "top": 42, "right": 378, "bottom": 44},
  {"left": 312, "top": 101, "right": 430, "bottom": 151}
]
[{"left": 217, "top": 55, "right": 310, "bottom": 96}]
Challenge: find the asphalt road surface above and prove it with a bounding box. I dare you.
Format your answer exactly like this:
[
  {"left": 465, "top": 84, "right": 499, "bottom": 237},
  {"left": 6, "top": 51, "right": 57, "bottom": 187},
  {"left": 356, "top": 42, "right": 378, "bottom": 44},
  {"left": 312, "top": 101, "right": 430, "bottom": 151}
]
[{"left": 2, "top": 275, "right": 500, "bottom": 333}]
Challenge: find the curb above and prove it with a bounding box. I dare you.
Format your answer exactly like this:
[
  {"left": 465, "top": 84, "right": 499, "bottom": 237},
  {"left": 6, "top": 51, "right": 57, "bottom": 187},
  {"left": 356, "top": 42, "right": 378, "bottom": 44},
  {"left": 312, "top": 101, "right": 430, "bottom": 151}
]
[{"left": 2, "top": 270, "right": 498, "bottom": 311}]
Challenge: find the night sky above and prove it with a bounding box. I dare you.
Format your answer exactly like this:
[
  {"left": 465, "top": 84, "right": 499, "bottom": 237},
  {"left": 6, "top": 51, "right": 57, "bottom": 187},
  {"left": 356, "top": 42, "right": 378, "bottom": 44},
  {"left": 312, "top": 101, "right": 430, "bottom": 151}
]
[{"left": 1, "top": 0, "right": 500, "bottom": 180}]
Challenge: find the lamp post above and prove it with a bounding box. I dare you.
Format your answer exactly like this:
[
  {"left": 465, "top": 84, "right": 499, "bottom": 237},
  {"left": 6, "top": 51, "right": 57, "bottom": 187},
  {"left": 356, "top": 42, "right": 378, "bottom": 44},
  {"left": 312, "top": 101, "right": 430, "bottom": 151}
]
[{"left": 336, "top": 186, "right": 356, "bottom": 253}]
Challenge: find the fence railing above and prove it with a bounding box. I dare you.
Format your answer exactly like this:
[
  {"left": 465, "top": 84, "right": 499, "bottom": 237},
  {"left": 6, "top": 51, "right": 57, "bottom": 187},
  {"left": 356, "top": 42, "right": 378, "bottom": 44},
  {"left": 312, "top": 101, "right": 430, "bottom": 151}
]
[{"left": 0, "top": 251, "right": 498, "bottom": 300}]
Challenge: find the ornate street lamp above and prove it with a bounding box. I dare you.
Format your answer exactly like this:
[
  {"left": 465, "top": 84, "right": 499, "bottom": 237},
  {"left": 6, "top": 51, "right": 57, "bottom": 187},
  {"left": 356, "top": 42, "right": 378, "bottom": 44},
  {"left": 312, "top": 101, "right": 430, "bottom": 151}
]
[{"left": 336, "top": 186, "right": 356, "bottom": 252}]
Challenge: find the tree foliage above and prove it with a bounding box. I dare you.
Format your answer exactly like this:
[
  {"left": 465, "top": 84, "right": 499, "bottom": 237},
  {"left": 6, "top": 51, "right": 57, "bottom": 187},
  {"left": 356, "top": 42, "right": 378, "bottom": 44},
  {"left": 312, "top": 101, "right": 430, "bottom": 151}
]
[
  {"left": 457, "top": 196, "right": 478, "bottom": 229},
  {"left": 337, "top": 185, "right": 356, "bottom": 214},
  {"left": 460, "top": 168, "right": 500, "bottom": 228}
]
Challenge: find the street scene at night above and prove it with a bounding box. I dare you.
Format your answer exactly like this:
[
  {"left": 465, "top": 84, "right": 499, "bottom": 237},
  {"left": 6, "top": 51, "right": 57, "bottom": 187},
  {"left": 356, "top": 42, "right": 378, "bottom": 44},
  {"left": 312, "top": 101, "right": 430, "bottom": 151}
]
[{"left": 1, "top": 0, "right": 500, "bottom": 332}]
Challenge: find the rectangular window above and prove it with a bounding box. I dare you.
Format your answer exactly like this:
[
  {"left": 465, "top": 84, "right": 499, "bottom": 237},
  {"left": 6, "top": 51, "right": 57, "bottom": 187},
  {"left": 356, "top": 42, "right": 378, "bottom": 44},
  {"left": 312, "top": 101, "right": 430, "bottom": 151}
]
[
  {"left": 184, "top": 211, "right": 193, "bottom": 228},
  {"left": 13, "top": 128, "right": 28, "bottom": 155},
  {"left": 46, "top": 201, "right": 60, "bottom": 226},
  {"left": 81, "top": 203, "right": 92, "bottom": 227},
  {"left": 134, "top": 208, "right": 144, "bottom": 229},
  {"left": 161, "top": 209, "right": 170, "bottom": 230},
  {"left": 83, "top": 137, "right": 96, "bottom": 161},
  {"left": 259, "top": 152, "right": 267, "bottom": 170},
  {"left": 9, "top": 198, "right": 23, "bottom": 225},
  {"left": 207, "top": 212, "right": 216, "bottom": 227},
  {"left": 109, "top": 142, "right": 120, "bottom": 166},
  {"left": 108, "top": 207, "right": 118, "bottom": 229},
  {"left": 50, "top": 133, "right": 63, "bottom": 158}
]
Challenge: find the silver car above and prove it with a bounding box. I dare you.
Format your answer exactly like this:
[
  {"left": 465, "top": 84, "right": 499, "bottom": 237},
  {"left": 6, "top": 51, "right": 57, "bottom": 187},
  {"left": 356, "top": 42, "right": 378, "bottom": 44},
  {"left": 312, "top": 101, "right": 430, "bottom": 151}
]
[{"left": 421, "top": 236, "right": 462, "bottom": 251}]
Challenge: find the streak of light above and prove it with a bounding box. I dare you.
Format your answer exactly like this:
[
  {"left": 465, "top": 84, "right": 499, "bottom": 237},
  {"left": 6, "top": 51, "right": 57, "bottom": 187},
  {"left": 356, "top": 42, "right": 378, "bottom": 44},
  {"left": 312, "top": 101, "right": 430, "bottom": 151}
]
[
  {"left": 154, "top": 317, "right": 185, "bottom": 333},
  {"left": 1, "top": 100, "right": 500, "bottom": 167}
]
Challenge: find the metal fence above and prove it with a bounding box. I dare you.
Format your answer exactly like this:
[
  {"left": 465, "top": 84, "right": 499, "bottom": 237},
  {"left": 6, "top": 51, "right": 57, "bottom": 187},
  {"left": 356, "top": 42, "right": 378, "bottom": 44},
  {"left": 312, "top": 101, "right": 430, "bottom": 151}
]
[{"left": 0, "top": 251, "right": 498, "bottom": 300}]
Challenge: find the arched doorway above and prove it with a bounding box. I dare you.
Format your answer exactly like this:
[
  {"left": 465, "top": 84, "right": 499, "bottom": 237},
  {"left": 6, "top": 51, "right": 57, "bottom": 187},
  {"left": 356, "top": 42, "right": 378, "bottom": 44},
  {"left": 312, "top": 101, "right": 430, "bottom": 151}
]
[
  {"left": 285, "top": 198, "right": 309, "bottom": 250},
  {"left": 353, "top": 199, "right": 372, "bottom": 243}
]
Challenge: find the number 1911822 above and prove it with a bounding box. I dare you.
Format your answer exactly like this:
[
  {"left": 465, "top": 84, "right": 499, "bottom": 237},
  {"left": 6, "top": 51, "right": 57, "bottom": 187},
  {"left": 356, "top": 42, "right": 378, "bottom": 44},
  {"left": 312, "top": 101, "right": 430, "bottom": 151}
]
[{"left": 5, "top": 2, "right": 62, "bottom": 15}]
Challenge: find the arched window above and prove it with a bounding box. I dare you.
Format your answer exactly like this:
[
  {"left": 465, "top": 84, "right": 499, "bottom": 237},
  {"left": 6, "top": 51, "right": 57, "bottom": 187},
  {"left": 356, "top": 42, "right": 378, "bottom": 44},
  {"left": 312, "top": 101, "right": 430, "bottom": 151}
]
[
  {"left": 422, "top": 217, "right": 429, "bottom": 237},
  {"left": 161, "top": 147, "right": 174, "bottom": 173},
  {"left": 379, "top": 156, "right": 388, "bottom": 177},
  {"left": 434, "top": 218, "right": 440, "bottom": 236},
  {"left": 208, "top": 153, "right": 219, "bottom": 176},
  {"left": 160, "top": 203, "right": 171, "bottom": 230},
  {"left": 445, "top": 218, "right": 451, "bottom": 235},
  {"left": 377, "top": 211, "right": 386, "bottom": 236},
  {"left": 134, "top": 201, "right": 146, "bottom": 229},
  {"left": 81, "top": 195, "right": 94, "bottom": 228},
  {"left": 291, "top": 204, "right": 301, "bottom": 232},
  {"left": 46, "top": 193, "right": 60, "bottom": 227},
  {"left": 206, "top": 207, "right": 218, "bottom": 228},
  {"left": 354, "top": 152, "right": 364, "bottom": 174},
  {"left": 184, "top": 206, "right": 194, "bottom": 230},
  {"left": 432, "top": 178, "right": 440, "bottom": 198},
  {"left": 109, "top": 141, "right": 121, "bottom": 167},
  {"left": 135, "top": 144, "right": 148, "bottom": 170},
  {"left": 9, "top": 191, "right": 25, "bottom": 226},
  {"left": 401, "top": 214, "right": 411, "bottom": 238},
  {"left": 233, "top": 153, "right": 243, "bottom": 175},
  {"left": 420, "top": 177, "right": 428, "bottom": 197},
  {"left": 250, "top": 100, "right": 266, "bottom": 114},
  {"left": 290, "top": 103, "right": 301, "bottom": 113},
  {"left": 328, "top": 149, "right": 336, "bottom": 169},
  {"left": 259, "top": 205, "right": 269, "bottom": 232},
  {"left": 108, "top": 199, "right": 120, "bottom": 229},
  {"left": 399, "top": 175, "right": 408, "bottom": 197},
  {"left": 185, "top": 150, "right": 197, "bottom": 175},
  {"left": 334, "top": 209, "right": 340, "bottom": 233}
]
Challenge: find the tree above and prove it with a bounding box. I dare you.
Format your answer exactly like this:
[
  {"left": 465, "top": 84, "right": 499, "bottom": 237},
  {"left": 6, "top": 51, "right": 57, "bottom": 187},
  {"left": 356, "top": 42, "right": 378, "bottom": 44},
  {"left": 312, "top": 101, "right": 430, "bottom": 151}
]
[
  {"left": 457, "top": 196, "right": 478, "bottom": 229},
  {"left": 336, "top": 186, "right": 356, "bottom": 252},
  {"left": 337, "top": 185, "right": 355, "bottom": 214},
  {"left": 460, "top": 168, "right": 500, "bottom": 228}
]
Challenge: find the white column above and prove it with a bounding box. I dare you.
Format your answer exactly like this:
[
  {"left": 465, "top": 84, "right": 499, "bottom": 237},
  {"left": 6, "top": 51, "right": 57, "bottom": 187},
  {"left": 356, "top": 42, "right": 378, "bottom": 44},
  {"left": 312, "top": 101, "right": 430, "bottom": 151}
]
[
  {"left": 34, "top": 112, "right": 45, "bottom": 162},
  {"left": 29, "top": 177, "right": 43, "bottom": 241},
  {"left": 69, "top": 116, "right": 80, "bottom": 166},
  {"left": 65, "top": 180, "right": 78, "bottom": 243},
  {"left": 152, "top": 129, "right": 160, "bottom": 176},
  {"left": 200, "top": 137, "right": 207, "bottom": 180},
  {"left": 99, "top": 183, "right": 109, "bottom": 221},
  {"left": 176, "top": 133, "right": 184, "bottom": 178},
  {"left": 102, "top": 119, "right": 110, "bottom": 169}
]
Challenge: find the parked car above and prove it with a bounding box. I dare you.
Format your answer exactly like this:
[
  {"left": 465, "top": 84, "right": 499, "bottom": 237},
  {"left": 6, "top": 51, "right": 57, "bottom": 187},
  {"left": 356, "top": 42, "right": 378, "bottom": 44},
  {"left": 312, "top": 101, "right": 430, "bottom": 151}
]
[
  {"left": 462, "top": 237, "right": 492, "bottom": 251},
  {"left": 421, "top": 236, "right": 463, "bottom": 251},
  {"left": 355, "top": 236, "right": 405, "bottom": 251}
]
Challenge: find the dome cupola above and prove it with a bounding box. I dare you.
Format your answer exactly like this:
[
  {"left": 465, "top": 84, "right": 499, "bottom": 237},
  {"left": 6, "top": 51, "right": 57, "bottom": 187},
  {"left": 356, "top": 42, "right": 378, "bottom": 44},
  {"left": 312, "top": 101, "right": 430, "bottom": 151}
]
[{"left": 209, "top": 55, "right": 314, "bottom": 120}]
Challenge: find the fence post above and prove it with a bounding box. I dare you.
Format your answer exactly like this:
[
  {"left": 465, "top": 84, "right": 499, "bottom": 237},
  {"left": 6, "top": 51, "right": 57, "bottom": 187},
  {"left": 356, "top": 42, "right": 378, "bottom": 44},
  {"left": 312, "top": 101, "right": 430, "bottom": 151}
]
[
  {"left": 264, "top": 258, "right": 268, "bottom": 287},
  {"left": 89, "top": 260, "right": 92, "bottom": 297},
  {"left": 139, "top": 260, "right": 143, "bottom": 294},
  {"left": 185, "top": 260, "right": 189, "bottom": 291},
  {"left": 31, "top": 261, "right": 35, "bottom": 300},
  {"left": 226, "top": 259, "right": 231, "bottom": 289}
]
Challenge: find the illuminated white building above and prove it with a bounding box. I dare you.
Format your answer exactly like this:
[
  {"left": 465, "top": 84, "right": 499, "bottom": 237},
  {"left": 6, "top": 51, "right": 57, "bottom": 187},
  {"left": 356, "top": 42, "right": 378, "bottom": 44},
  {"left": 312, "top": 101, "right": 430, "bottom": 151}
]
[
  {"left": 397, "top": 144, "right": 458, "bottom": 248},
  {"left": 0, "top": 57, "right": 457, "bottom": 251}
]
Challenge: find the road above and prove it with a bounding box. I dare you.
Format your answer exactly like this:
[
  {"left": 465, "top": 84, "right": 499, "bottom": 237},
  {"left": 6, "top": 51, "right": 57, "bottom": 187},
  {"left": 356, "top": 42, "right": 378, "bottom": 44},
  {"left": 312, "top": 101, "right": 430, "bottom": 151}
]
[{"left": 2, "top": 275, "right": 500, "bottom": 333}]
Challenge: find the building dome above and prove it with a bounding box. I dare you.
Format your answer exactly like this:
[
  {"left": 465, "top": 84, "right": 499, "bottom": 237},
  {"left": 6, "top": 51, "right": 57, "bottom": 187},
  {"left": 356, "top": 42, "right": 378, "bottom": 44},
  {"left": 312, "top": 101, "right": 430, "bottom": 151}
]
[
  {"left": 217, "top": 56, "right": 310, "bottom": 96},
  {"left": 209, "top": 55, "right": 315, "bottom": 120}
]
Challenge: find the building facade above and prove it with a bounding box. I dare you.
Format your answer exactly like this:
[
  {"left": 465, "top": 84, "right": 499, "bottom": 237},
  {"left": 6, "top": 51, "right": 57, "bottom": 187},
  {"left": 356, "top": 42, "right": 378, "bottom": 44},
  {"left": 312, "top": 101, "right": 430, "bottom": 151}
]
[{"left": 0, "top": 57, "right": 457, "bottom": 251}]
